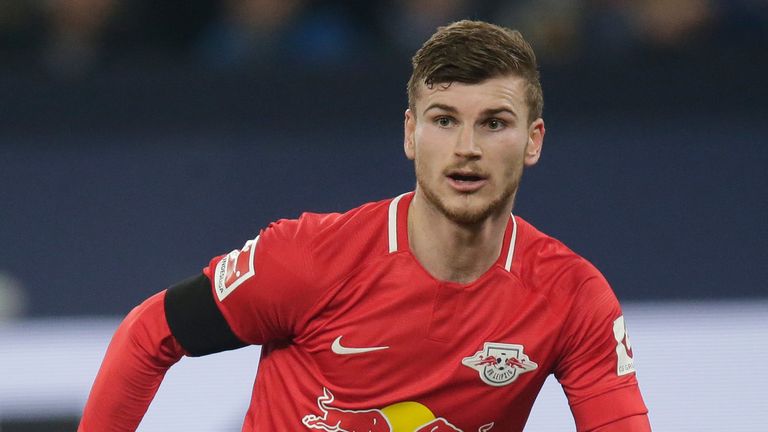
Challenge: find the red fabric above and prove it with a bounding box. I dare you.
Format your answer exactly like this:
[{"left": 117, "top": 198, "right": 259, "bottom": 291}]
[
  {"left": 78, "top": 291, "right": 185, "bottom": 431},
  {"left": 199, "top": 194, "right": 648, "bottom": 430},
  {"left": 78, "top": 194, "right": 649, "bottom": 430},
  {"left": 571, "top": 385, "right": 650, "bottom": 431},
  {"left": 591, "top": 414, "right": 652, "bottom": 432}
]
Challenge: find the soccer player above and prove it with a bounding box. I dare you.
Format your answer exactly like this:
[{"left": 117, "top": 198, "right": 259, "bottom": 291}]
[{"left": 79, "top": 20, "right": 650, "bottom": 431}]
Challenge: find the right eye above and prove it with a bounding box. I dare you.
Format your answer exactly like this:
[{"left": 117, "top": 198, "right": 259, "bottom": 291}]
[{"left": 435, "top": 116, "right": 454, "bottom": 127}]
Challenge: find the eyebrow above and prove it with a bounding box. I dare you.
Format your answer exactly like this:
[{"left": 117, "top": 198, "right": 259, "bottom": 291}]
[
  {"left": 481, "top": 107, "right": 518, "bottom": 119},
  {"left": 423, "top": 103, "right": 518, "bottom": 119},
  {"left": 423, "top": 103, "right": 458, "bottom": 115}
]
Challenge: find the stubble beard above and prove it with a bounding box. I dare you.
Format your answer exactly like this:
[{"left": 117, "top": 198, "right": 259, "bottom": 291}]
[{"left": 415, "top": 162, "right": 523, "bottom": 226}]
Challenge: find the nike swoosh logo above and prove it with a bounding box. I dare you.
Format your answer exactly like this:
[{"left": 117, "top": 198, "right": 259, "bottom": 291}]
[{"left": 331, "top": 336, "right": 389, "bottom": 355}]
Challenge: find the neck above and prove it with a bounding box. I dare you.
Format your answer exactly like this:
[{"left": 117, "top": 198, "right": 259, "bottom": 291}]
[{"left": 407, "top": 191, "right": 512, "bottom": 284}]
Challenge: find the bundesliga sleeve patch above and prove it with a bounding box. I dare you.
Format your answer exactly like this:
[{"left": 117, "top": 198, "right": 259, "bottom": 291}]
[
  {"left": 214, "top": 236, "right": 259, "bottom": 301},
  {"left": 613, "top": 315, "right": 636, "bottom": 376}
]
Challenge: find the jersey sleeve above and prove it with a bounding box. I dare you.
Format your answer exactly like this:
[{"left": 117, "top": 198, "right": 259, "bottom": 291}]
[
  {"left": 554, "top": 273, "right": 648, "bottom": 431},
  {"left": 201, "top": 216, "right": 325, "bottom": 346},
  {"left": 79, "top": 291, "right": 186, "bottom": 431}
]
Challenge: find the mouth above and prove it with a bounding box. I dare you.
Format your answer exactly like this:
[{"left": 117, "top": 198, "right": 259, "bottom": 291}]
[{"left": 446, "top": 171, "right": 488, "bottom": 192}]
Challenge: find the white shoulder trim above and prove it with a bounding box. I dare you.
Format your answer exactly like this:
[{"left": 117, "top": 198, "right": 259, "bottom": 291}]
[
  {"left": 388, "top": 193, "right": 409, "bottom": 253},
  {"left": 503, "top": 214, "right": 518, "bottom": 272}
]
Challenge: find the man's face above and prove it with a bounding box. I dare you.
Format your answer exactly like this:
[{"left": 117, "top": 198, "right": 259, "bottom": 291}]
[{"left": 404, "top": 74, "right": 545, "bottom": 225}]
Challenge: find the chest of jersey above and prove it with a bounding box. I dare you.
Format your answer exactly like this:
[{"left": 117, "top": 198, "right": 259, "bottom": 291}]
[{"left": 273, "top": 253, "right": 560, "bottom": 430}]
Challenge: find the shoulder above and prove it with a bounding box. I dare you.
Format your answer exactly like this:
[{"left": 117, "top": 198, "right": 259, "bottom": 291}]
[
  {"left": 258, "top": 197, "right": 394, "bottom": 284},
  {"left": 205, "top": 197, "right": 398, "bottom": 342},
  {"left": 513, "top": 216, "right": 612, "bottom": 304},
  {"left": 265, "top": 197, "right": 391, "bottom": 250}
]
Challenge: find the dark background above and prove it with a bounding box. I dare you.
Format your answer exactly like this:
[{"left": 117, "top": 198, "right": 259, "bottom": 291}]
[{"left": 1, "top": 0, "right": 766, "bottom": 317}]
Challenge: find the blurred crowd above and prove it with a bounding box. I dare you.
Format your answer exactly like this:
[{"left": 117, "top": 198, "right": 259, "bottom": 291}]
[{"left": 1, "top": 0, "right": 766, "bottom": 77}]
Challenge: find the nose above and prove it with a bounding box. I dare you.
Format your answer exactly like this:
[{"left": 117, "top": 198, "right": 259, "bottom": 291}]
[{"left": 454, "top": 125, "right": 481, "bottom": 158}]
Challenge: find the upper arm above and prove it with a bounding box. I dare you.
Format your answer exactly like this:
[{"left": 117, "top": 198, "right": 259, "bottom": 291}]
[
  {"left": 164, "top": 273, "right": 246, "bottom": 356},
  {"left": 554, "top": 274, "right": 648, "bottom": 431},
  {"left": 164, "top": 217, "right": 324, "bottom": 355}
]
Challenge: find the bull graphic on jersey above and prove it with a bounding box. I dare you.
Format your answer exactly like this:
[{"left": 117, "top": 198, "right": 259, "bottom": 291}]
[
  {"left": 462, "top": 342, "right": 538, "bottom": 387},
  {"left": 302, "top": 387, "right": 494, "bottom": 432}
]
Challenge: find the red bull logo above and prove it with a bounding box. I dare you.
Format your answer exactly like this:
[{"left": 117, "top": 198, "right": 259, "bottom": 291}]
[
  {"left": 302, "top": 388, "right": 493, "bottom": 432},
  {"left": 461, "top": 342, "right": 538, "bottom": 387}
]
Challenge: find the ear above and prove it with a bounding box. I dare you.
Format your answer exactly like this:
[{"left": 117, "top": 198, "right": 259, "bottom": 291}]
[
  {"left": 404, "top": 108, "right": 416, "bottom": 160},
  {"left": 524, "top": 118, "right": 545, "bottom": 167}
]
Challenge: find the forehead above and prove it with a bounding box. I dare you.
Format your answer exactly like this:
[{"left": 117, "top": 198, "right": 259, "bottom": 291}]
[{"left": 415, "top": 74, "right": 529, "bottom": 116}]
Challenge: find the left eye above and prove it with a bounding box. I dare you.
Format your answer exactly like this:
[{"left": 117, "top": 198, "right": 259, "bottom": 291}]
[{"left": 487, "top": 119, "right": 504, "bottom": 130}]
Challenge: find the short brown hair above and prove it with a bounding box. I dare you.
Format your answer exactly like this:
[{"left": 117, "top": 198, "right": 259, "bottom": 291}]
[{"left": 407, "top": 20, "right": 544, "bottom": 124}]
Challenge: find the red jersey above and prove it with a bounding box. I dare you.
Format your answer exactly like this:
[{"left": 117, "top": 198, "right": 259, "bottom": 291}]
[{"left": 203, "top": 192, "right": 647, "bottom": 431}]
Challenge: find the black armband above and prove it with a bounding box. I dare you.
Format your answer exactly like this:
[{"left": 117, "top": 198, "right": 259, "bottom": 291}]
[{"left": 164, "top": 274, "right": 247, "bottom": 356}]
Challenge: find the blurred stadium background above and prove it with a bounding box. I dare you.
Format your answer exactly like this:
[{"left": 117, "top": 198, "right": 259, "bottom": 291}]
[{"left": 1, "top": 0, "right": 767, "bottom": 430}]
